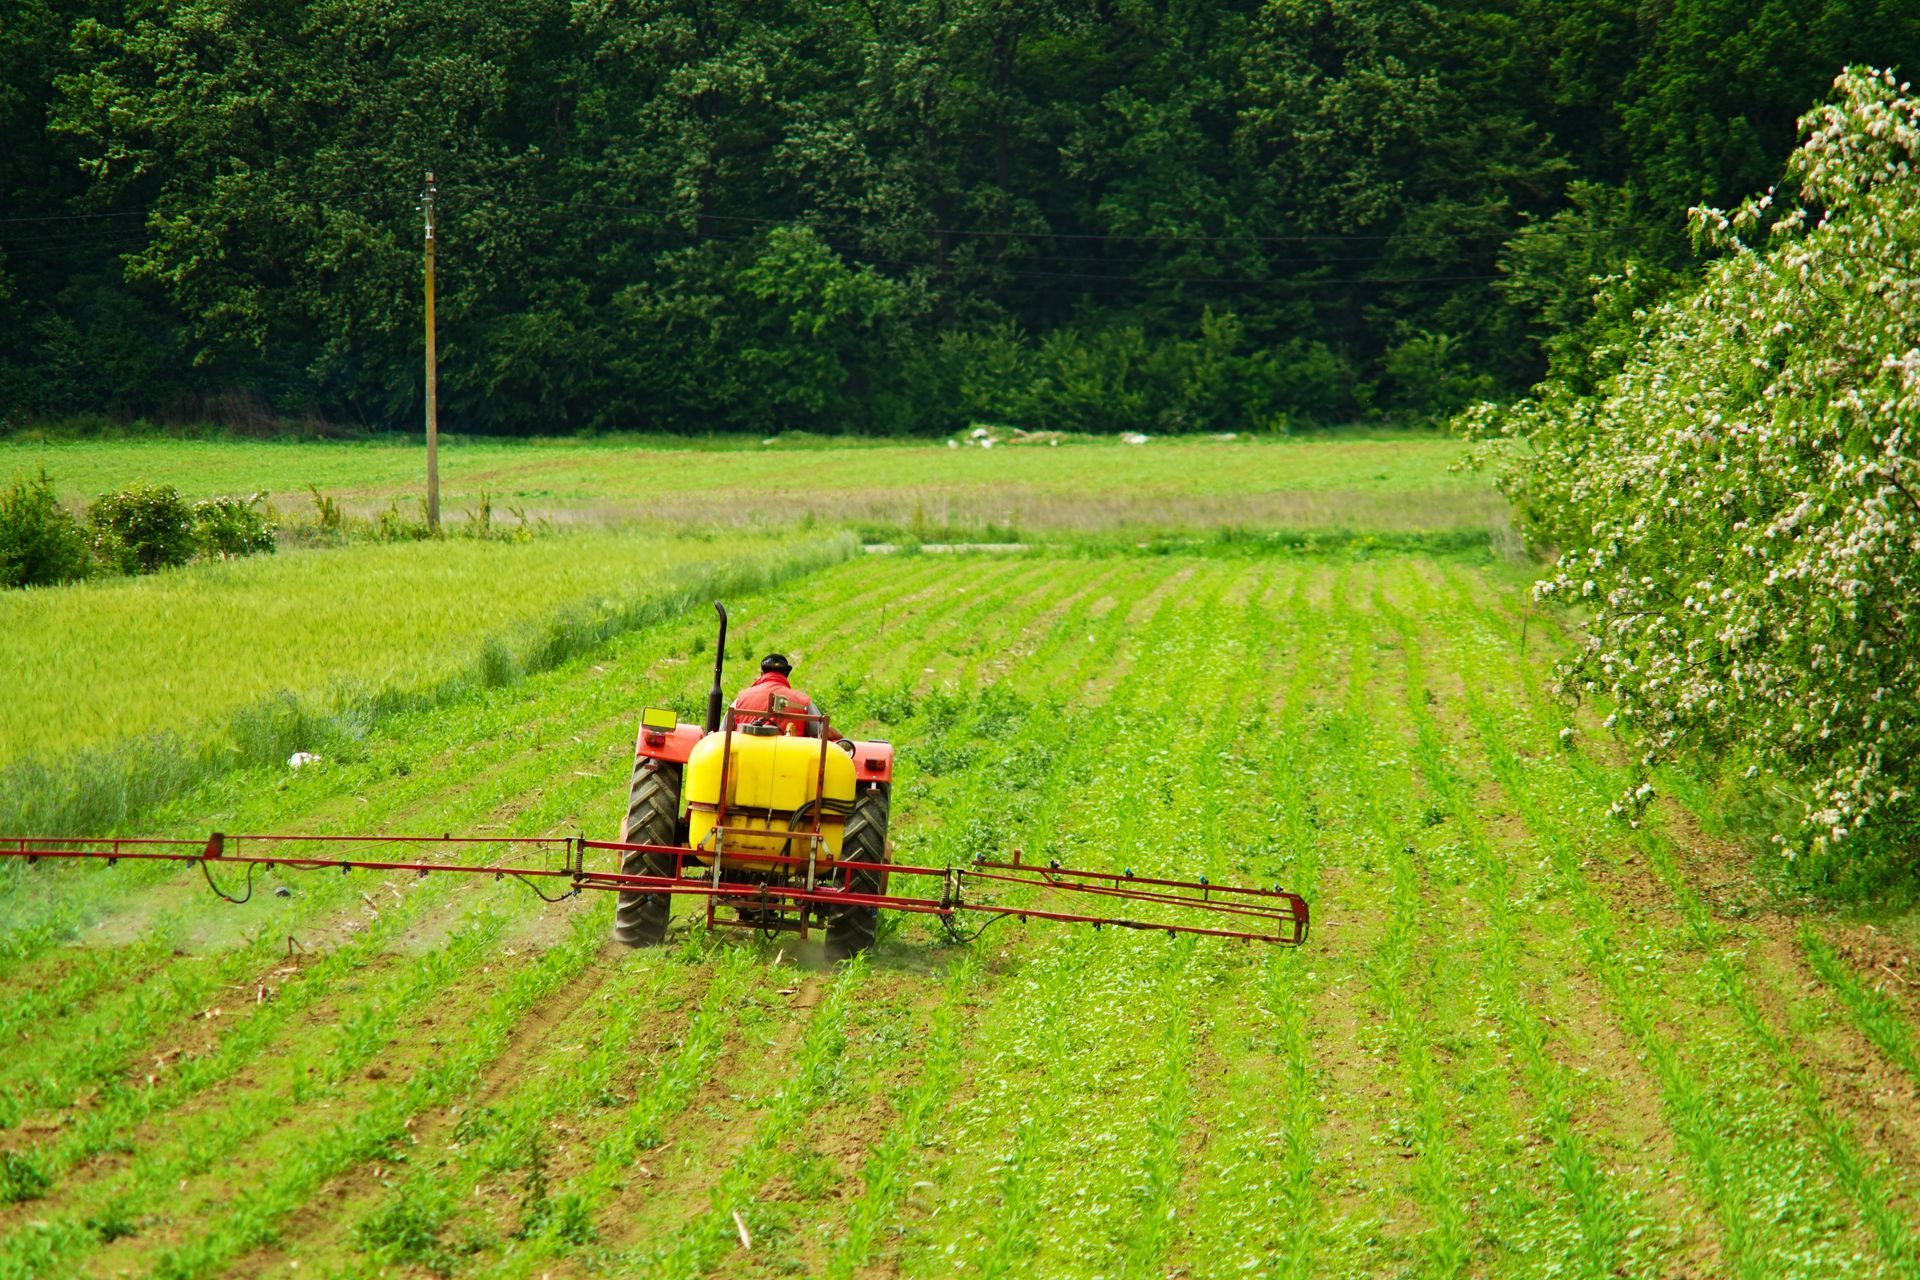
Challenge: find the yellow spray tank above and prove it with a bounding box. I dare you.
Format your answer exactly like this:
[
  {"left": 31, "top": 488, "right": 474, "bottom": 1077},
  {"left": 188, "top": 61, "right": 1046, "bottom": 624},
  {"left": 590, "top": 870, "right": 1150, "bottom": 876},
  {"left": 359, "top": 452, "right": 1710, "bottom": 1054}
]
[{"left": 683, "top": 724, "right": 857, "bottom": 866}]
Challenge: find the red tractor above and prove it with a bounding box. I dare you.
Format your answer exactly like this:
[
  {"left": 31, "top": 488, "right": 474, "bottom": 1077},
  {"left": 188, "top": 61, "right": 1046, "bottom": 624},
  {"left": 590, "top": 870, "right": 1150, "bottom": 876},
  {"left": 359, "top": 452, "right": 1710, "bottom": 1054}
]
[{"left": 609, "top": 605, "right": 896, "bottom": 960}]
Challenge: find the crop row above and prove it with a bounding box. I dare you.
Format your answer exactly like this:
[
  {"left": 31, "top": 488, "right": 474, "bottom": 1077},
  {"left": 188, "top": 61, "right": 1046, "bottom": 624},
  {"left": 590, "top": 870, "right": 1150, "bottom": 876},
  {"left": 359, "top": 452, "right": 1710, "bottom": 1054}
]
[{"left": 1421, "top": 565, "right": 1920, "bottom": 1278}]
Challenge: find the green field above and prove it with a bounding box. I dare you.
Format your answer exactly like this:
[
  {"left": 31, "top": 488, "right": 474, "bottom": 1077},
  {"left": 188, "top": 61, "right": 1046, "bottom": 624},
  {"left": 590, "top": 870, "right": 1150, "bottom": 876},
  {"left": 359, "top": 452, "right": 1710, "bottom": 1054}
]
[
  {"left": 0, "top": 530, "right": 845, "bottom": 767},
  {"left": 2, "top": 441, "right": 1918, "bottom": 1278},
  {"left": 2, "top": 432, "right": 1497, "bottom": 535}
]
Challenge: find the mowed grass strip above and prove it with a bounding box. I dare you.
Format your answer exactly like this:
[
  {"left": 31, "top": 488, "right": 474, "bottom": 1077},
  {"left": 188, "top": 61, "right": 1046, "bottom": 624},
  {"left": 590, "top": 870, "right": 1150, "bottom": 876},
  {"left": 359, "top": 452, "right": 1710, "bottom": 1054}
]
[{"left": 11, "top": 433, "right": 1488, "bottom": 531}]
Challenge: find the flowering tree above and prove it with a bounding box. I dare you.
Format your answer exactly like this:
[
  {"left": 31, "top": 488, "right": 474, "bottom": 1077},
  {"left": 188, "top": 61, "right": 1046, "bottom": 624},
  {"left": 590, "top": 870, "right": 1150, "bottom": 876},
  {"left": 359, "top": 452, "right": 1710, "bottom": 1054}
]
[{"left": 1464, "top": 67, "right": 1920, "bottom": 865}]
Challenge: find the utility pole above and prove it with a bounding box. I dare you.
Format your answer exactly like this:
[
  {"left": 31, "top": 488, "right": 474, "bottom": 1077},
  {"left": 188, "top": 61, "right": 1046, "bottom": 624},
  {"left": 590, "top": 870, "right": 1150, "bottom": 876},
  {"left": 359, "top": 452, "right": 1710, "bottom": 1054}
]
[{"left": 422, "top": 170, "right": 440, "bottom": 532}]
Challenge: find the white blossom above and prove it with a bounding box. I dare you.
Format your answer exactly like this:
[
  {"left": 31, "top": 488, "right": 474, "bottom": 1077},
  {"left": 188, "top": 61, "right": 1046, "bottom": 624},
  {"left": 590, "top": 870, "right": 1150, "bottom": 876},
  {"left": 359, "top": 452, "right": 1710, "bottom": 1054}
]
[{"left": 1462, "top": 67, "right": 1920, "bottom": 862}]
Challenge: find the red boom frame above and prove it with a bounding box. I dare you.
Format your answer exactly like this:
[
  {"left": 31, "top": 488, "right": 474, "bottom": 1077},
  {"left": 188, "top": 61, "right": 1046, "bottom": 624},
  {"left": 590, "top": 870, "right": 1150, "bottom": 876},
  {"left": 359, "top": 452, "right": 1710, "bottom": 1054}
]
[{"left": 0, "top": 832, "right": 1309, "bottom": 946}]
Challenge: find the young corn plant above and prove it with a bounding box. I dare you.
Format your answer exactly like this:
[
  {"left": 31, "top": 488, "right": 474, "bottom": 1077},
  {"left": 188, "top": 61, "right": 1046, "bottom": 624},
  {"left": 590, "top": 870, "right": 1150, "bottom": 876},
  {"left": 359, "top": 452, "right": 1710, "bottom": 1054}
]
[
  {"left": 1383, "top": 586, "right": 1646, "bottom": 1278},
  {"left": 347, "top": 951, "right": 681, "bottom": 1269},
  {"left": 639, "top": 961, "right": 872, "bottom": 1280},
  {"left": 1172, "top": 569, "right": 1337, "bottom": 1280},
  {"left": 0, "top": 906, "right": 515, "bottom": 1274},
  {"left": 474, "top": 948, "right": 765, "bottom": 1280},
  {"left": 1425, "top": 573, "right": 1899, "bottom": 1280},
  {"left": 132, "top": 910, "right": 614, "bottom": 1280},
  {"left": 1799, "top": 928, "right": 1920, "bottom": 1089},
  {"left": 824, "top": 955, "right": 979, "bottom": 1279}
]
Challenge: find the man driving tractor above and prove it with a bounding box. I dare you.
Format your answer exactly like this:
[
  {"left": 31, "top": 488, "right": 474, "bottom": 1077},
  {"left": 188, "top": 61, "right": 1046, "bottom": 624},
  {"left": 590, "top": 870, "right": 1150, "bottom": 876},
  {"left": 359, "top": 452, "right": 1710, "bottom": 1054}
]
[{"left": 733, "top": 653, "right": 844, "bottom": 742}]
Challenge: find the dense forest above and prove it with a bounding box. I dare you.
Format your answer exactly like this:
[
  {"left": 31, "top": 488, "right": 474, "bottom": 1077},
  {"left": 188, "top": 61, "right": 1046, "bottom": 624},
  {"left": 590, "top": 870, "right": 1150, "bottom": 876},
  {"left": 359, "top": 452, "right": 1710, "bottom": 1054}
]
[{"left": 2, "top": 0, "right": 1917, "bottom": 436}]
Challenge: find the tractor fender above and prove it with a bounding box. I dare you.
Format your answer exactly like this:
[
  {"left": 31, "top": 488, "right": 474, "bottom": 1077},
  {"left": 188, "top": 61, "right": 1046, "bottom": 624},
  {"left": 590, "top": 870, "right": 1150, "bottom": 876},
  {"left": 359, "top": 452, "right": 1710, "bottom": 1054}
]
[
  {"left": 850, "top": 739, "right": 894, "bottom": 784},
  {"left": 634, "top": 722, "right": 703, "bottom": 766}
]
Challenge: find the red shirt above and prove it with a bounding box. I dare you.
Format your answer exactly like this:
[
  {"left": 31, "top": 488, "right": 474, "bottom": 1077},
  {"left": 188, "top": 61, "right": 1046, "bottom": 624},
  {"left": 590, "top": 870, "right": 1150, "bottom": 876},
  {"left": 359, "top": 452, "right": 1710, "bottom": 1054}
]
[{"left": 731, "top": 672, "right": 842, "bottom": 739}]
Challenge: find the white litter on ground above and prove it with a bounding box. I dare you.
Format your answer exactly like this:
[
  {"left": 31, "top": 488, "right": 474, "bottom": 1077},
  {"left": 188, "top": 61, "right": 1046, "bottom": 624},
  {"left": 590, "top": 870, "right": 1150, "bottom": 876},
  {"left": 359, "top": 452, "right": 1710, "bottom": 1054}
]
[{"left": 288, "top": 752, "right": 321, "bottom": 769}]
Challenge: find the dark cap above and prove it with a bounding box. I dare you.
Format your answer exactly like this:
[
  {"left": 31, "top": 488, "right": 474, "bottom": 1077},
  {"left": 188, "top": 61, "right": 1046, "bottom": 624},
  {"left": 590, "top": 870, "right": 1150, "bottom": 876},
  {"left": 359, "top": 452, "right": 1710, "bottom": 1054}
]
[{"left": 760, "top": 653, "right": 792, "bottom": 675}]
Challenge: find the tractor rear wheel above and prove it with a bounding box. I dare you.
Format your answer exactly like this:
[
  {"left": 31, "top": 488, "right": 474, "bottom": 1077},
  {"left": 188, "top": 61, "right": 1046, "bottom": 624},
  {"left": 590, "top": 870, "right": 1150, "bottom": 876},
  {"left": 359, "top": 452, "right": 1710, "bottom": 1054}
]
[
  {"left": 825, "top": 782, "right": 889, "bottom": 961},
  {"left": 612, "top": 759, "right": 682, "bottom": 947}
]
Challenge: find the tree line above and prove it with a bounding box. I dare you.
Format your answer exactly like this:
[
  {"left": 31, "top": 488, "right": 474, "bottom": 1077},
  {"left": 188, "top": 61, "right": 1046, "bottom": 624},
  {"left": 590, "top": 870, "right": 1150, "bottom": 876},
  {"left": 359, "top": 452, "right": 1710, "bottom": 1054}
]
[{"left": 2, "top": 0, "right": 1916, "bottom": 436}]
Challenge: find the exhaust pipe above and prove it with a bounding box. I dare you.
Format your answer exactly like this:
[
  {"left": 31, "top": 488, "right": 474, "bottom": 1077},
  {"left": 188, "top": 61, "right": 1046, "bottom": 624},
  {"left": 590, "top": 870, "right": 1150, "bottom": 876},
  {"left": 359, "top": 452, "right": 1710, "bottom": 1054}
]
[{"left": 704, "top": 602, "right": 728, "bottom": 733}]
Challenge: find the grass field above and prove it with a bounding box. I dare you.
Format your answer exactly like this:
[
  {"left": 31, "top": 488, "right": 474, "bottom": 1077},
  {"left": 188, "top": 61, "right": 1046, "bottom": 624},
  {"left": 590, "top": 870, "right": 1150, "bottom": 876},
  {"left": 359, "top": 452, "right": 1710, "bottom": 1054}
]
[
  {"left": 0, "top": 530, "right": 847, "bottom": 767},
  {"left": 4, "top": 543, "right": 1920, "bottom": 1278},
  {"left": 2, "top": 433, "right": 1499, "bottom": 536}
]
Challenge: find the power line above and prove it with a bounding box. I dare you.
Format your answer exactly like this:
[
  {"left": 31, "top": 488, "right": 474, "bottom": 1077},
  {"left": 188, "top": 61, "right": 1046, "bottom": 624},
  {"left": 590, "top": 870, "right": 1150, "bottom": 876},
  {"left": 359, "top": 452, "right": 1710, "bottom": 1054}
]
[
  {"left": 0, "top": 182, "right": 1540, "bottom": 293},
  {"left": 452, "top": 186, "right": 1618, "bottom": 248},
  {"left": 0, "top": 226, "right": 1506, "bottom": 293}
]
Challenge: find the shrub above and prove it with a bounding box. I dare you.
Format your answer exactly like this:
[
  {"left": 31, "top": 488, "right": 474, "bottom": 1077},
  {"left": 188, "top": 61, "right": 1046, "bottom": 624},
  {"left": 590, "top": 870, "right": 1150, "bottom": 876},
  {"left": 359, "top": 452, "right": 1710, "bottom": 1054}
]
[
  {"left": 1382, "top": 330, "right": 1497, "bottom": 417},
  {"left": 192, "top": 494, "right": 275, "bottom": 559},
  {"left": 88, "top": 481, "right": 194, "bottom": 574},
  {"left": 308, "top": 485, "right": 344, "bottom": 535},
  {"left": 375, "top": 499, "right": 433, "bottom": 542},
  {"left": 0, "top": 468, "right": 91, "bottom": 588},
  {"left": 1463, "top": 67, "right": 1920, "bottom": 866}
]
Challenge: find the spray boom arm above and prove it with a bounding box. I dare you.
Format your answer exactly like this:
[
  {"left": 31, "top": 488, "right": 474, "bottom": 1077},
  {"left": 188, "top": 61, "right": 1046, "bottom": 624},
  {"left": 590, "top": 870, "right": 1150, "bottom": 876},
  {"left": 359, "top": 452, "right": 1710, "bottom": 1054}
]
[{"left": 0, "top": 832, "right": 1309, "bottom": 946}]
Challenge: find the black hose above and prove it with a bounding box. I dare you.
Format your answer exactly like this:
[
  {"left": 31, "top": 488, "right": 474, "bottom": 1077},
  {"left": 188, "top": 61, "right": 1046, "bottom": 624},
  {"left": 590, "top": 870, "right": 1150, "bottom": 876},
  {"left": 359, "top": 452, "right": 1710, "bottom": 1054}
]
[
  {"left": 199, "top": 857, "right": 257, "bottom": 904},
  {"left": 941, "top": 910, "right": 1014, "bottom": 946}
]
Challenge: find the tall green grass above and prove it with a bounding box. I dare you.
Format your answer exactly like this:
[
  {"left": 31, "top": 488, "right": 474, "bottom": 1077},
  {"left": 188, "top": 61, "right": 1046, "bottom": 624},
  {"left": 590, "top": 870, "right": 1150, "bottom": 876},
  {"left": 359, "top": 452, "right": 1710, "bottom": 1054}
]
[{"left": 0, "top": 532, "right": 853, "bottom": 835}]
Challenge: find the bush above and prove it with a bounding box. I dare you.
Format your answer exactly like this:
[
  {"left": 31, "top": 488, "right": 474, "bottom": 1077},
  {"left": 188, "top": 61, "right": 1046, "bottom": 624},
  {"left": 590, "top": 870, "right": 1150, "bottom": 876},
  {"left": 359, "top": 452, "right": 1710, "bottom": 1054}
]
[
  {"left": 88, "top": 482, "right": 194, "bottom": 574},
  {"left": 1463, "top": 67, "right": 1920, "bottom": 867},
  {"left": 0, "top": 468, "right": 91, "bottom": 588},
  {"left": 1381, "top": 330, "right": 1497, "bottom": 417},
  {"left": 939, "top": 311, "right": 1353, "bottom": 435},
  {"left": 192, "top": 494, "right": 275, "bottom": 559}
]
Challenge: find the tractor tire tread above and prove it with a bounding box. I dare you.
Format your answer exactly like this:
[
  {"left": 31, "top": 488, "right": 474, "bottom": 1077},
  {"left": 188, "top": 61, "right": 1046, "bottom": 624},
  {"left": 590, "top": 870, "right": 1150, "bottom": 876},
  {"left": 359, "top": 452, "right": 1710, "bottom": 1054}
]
[
  {"left": 826, "top": 782, "right": 889, "bottom": 961},
  {"left": 612, "top": 759, "right": 681, "bottom": 947}
]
